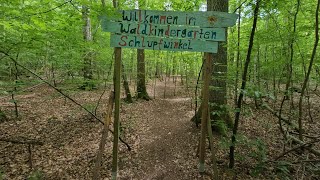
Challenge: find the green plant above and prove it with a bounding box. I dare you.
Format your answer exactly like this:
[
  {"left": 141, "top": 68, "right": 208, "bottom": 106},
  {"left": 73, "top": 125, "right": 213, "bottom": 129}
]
[
  {"left": 27, "top": 170, "right": 44, "bottom": 180},
  {"left": 275, "top": 161, "right": 292, "bottom": 180},
  {"left": 249, "top": 139, "right": 268, "bottom": 177},
  {"left": 0, "top": 168, "right": 4, "bottom": 180}
]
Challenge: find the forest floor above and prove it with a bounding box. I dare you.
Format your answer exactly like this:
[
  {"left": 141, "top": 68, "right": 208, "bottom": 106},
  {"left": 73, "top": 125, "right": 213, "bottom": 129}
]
[{"left": 1, "top": 78, "right": 320, "bottom": 179}]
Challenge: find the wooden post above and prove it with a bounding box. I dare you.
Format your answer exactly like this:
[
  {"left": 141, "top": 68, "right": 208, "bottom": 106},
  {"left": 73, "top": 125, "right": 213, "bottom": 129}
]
[
  {"left": 93, "top": 91, "right": 115, "bottom": 180},
  {"left": 199, "top": 53, "right": 212, "bottom": 173},
  {"left": 112, "top": 47, "right": 121, "bottom": 180}
]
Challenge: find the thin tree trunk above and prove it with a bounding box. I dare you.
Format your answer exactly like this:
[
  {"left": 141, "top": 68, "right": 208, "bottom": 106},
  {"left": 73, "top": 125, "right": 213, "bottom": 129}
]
[
  {"left": 82, "top": 5, "right": 93, "bottom": 88},
  {"left": 229, "top": 0, "right": 260, "bottom": 169},
  {"left": 298, "top": 0, "right": 319, "bottom": 141},
  {"left": 12, "top": 53, "right": 19, "bottom": 118},
  {"left": 234, "top": 1, "right": 241, "bottom": 106},
  {"left": 285, "top": 0, "right": 300, "bottom": 99}
]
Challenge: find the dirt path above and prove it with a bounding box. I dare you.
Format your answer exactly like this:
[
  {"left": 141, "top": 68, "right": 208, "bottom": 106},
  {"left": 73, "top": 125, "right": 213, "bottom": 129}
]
[
  {"left": 119, "top": 97, "right": 201, "bottom": 179},
  {"left": 0, "top": 79, "right": 218, "bottom": 179}
]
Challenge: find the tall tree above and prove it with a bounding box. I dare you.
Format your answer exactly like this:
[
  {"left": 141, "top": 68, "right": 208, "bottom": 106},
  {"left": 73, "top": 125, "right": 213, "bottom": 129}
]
[
  {"left": 229, "top": 0, "right": 260, "bottom": 169},
  {"left": 191, "top": 0, "right": 230, "bottom": 131},
  {"left": 208, "top": 0, "right": 233, "bottom": 130},
  {"left": 82, "top": 5, "right": 94, "bottom": 88},
  {"left": 298, "top": 0, "right": 319, "bottom": 141},
  {"left": 136, "top": 0, "right": 151, "bottom": 100}
]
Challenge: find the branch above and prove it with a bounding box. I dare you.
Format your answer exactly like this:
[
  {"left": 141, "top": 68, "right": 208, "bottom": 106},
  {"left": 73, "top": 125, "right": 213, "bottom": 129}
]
[
  {"left": 262, "top": 103, "right": 300, "bottom": 132},
  {"left": 69, "top": 1, "right": 82, "bottom": 13},
  {"left": 0, "top": 137, "right": 44, "bottom": 145},
  {"left": 30, "top": 0, "right": 73, "bottom": 16},
  {"left": 0, "top": 50, "right": 132, "bottom": 151},
  {"left": 274, "top": 139, "right": 320, "bottom": 161},
  {"left": 232, "top": 0, "right": 249, "bottom": 13},
  {"left": 9, "top": 0, "right": 73, "bottom": 19}
]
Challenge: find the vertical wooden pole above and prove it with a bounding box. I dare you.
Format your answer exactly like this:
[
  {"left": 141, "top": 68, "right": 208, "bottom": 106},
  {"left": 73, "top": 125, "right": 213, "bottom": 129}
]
[
  {"left": 112, "top": 47, "right": 121, "bottom": 179},
  {"left": 199, "top": 53, "right": 212, "bottom": 173}
]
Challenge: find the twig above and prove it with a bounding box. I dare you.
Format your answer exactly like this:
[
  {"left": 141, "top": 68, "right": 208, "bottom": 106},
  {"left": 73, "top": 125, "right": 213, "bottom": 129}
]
[
  {"left": 262, "top": 103, "right": 299, "bottom": 132},
  {"left": 274, "top": 139, "right": 320, "bottom": 161},
  {"left": 69, "top": 1, "right": 82, "bottom": 13},
  {"left": 9, "top": 0, "right": 73, "bottom": 19},
  {"left": 289, "top": 131, "right": 320, "bottom": 139},
  {"left": 288, "top": 135, "right": 320, "bottom": 156},
  {"left": 292, "top": 159, "right": 320, "bottom": 164},
  {"left": 232, "top": 0, "right": 249, "bottom": 13},
  {"left": 28, "top": 144, "right": 33, "bottom": 170},
  {"left": 0, "top": 137, "right": 44, "bottom": 145}
]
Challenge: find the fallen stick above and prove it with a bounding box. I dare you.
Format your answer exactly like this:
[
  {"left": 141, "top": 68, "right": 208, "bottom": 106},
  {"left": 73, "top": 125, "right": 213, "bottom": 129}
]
[
  {"left": 274, "top": 139, "right": 320, "bottom": 161},
  {"left": 262, "top": 103, "right": 299, "bottom": 132},
  {"left": 0, "top": 137, "right": 44, "bottom": 145},
  {"left": 262, "top": 104, "right": 320, "bottom": 157},
  {"left": 0, "top": 136, "right": 43, "bottom": 170},
  {"left": 287, "top": 134, "right": 320, "bottom": 156}
]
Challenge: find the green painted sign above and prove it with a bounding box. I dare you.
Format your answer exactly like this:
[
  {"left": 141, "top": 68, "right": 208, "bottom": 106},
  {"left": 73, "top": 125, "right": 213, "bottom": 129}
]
[
  {"left": 101, "top": 21, "right": 226, "bottom": 41},
  {"left": 110, "top": 34, "right": 218, "bottom": 53},
  {"left": 101, "top": 9, "right": 237, "bottom": 52},
  {"left": 103, "top": 10, "right": 238, "bottom": 28}
]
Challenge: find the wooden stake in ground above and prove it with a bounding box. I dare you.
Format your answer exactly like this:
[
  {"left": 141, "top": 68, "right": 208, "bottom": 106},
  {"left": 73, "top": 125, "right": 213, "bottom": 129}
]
[
  {"left": 112, "top": 47, "right": 121, "bottom": 180},
  {"left": 199, "top": 53, "right": 212, "bottom": 173},
  {"left": 207, "top": 106, "right": 218, "bottom": 179},
  {"left": 93, "top": 91, "right": 115, "bottom": 180}
]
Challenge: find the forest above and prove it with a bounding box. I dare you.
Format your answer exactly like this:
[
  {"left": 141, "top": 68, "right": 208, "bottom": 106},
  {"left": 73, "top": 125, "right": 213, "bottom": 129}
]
[{"left": 1, "top": 0, "right": 320, "bottom": 179}]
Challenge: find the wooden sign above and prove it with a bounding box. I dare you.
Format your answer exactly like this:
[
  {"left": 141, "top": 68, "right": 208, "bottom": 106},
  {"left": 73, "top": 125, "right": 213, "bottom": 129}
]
[
  {"left": 101, "top": 9, "right": 237, "bottom": 52},
  {"left": 110, "top": 34, "right": 218, "bottom": 53},
  {"left": 103, "top": 10, "right": 238, "bottom": 27},
  {"left": 101, "top": 21, "right": 226, "bottom": 41}
]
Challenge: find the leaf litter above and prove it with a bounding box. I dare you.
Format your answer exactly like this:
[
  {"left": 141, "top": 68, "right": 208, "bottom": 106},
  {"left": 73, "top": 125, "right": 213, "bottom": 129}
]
[{"left": 0, "top": 79, "right": 320, "bottom": 179}]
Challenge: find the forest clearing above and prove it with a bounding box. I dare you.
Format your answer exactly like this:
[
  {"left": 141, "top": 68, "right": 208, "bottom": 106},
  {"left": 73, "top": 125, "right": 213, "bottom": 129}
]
[{"left": 1, "top": 0, "right": 320, "bottom": 179}]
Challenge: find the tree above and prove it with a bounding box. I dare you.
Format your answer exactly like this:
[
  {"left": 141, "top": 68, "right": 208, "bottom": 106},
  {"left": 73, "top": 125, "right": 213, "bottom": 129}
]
[
  {"left": 229, "top": 0, "right": 260, "bottom": 168},
  {"left": 192, "top": 0, "right": 232, "bottom": 132},
  {"left": 81, "top": 5, "right": 94, "bottom": 89},
  {"left": 135, "top": 0, "right": 151, "bottom": 100},
  {"left": 208, "top": 0, "right": 233, "bottom": 129}
]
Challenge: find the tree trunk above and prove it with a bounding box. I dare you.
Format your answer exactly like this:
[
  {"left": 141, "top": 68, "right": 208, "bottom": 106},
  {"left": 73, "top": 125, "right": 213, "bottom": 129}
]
[
  {"left": 298, "top": 0, "right": 319, "bottom": 141},
  {"left": 208, "top": 0, "right": 233, "bottom": 131},
  {"left": 234, "top": 2, "right": 241, "bottom": 106},
  {"left": 136, "top": 49, "right": 150, "bottom": 100},
  {"left": 229, "top": 0, "right": 260, "bottom": 169},
  {"left": 82, "top": 5, "right": 94, "bottom": 89},
  {"left": 122, "top": 63, "right": 133, "bottom": 103}
]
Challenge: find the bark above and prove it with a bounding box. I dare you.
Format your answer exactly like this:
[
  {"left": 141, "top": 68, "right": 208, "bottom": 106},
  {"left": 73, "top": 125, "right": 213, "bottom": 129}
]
[
  {"left": 82, "top": 5, "right": 93, "bottom": 83},
  {"left": 229, "top": 0, "right": 260, "bottom": 168},
  {"left": 234, "top": 2, "right": 241, "bottom": 106},
  {"left": 122, "top": 63, "right": 133, "bottom": 103},
  {"left": 199, "top": 0, "right": 233, "bottom": 132},
  {"left": 136, "top": 49, "right": 150, "bottom": 100}
]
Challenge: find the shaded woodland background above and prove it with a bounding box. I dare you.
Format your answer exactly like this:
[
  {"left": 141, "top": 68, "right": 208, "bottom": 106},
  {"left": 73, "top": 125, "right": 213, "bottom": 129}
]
[{"left": 1, "top": 0, "right": 320, "bottom": 179}]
